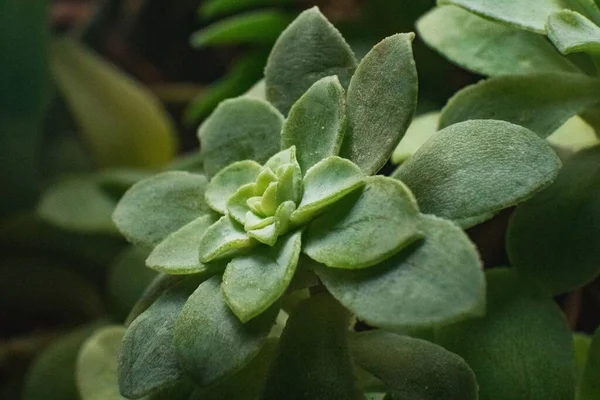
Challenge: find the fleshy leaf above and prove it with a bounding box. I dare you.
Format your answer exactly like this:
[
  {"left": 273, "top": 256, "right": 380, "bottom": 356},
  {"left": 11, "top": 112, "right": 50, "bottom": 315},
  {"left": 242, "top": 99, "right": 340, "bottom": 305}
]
[
  {"left": 113, "top": 171, "right": 211, "bottom": 248},
  {"left": 291, "top": 156, "right": 365, "bottom": 224},
  {"left": 222, "top": 230, "right": 301, "bottom": 322},
  {"left": 205, "top": 160, "right": 262, "bottom": 214},
  {"left": 263, "top": 294, "right": 364, "bottom": 399},
  {"left": 146, "top": 215, "right": 219, "bottom": 275},
  {"left": 281, "top": 76, "right": 346, "bottom": 173},
  {"left": 174, "top": 276, "right": 278, "bottom": 386},
  {"left": 579, "top": 326, "right": 600, "bottom": 400},
  {"left": 198, "top": 97, "right": 284, "bottom": 177},
  {"left": 265, "top": 7, "right": 357, "bottom": 114},
  {"left": 436, "top": 268, "right": 576, "bottom": 400},
  {"left": 119, "top": 276, "right": 209, "bottom": 398},
  {"left": 340, "top": 33, "right": 418, "bottom": 175},
  {"left": 548, "top": 115, "right": 600, "bottom": 153},
  {"left": 507, "top": 146, "right": 600, "bottom": 294},
  {"left": 440, "top": 73, "right": 600, "bottom": 138},
  {"left": 198, "top": 216, "right": 255, "bottom": 263},
  {"left": 125, "top": 274, "right": 185, "bottom": 327},
  {"left": 418, "top": 6, "right": 577, "bottom": 76},
  {"left": 391, "top": 112, "right": 439, "bottom": 164},
  {"left": 248, "top": 222, "right": 278, "bottom": 246},
  {"left": 547, "top": 10, "right": 600, "bottom": 55},
  {"left": 574, "top": 333, "right": 592, "bottom": 377},
  {"left": 395, "top": 120, "right": 561, "bottom": 228},
  {"left": 200, "top": 0, "right": 293, "bottom": 19},
  {"left": 227, "top": 183, "right": 256, "bottom": 225},
  {"left": 304, "top": 176, "right": 422, "bottom": 269},
  {"left": 350, "top": 331, "right": 478, "bottom": 400},
  {"left": 313, "top": 214, "right": 485, "bottom": 329}
]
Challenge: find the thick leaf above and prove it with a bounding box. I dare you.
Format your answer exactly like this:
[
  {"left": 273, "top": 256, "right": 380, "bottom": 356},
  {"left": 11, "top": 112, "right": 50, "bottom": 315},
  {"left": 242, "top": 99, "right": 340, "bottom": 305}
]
[
  {"left": 198, "top": 216, "right": 255, "bottom": 263},
  {"left": 436, "top": 268, "right": 576, "bottom": 400},
  {"left": 205, "top": 160, "right": 262, "bottom": 214},
  {"left": 113, "top": 171, "right": 210, "bottom": 248},
  {"left": 418, "top": 6, "right": 577, "bottom": 76},
  {"left": 340, "top": 34, "right": 418, "bottom": 175},
  {"left": 507, "top": 146, "right": 600, "bottom": 294},
  {"left": 147, "top": 215, "right": 218, "bottom": 274},
  {"left": 281, "top": 76, "right": 346, "bottom": 173},
  {"left": 579, "top": 326, "right": 600, "bottom": 400},
  {"left": 438, "top": 0, "right": 566, "bottom": 33},
  {"left": 440, "top": 73, "right": 600, "bottom": 138},
  {"left": 199, "top": 0, "right": 292, "bottom": 18},
  {"left": 547, "top": 10, "right": 600, "bottom": 55},
  {"left": 304, "top": 176, "right": 421, "bottom": 269},
  {"left": 52, "top": 38, "right": 177, "bottom": 168},
  {"left": 291, "top": 156, "right": 365, "bottom": 224},
  {"left": 174, "top": 276, "right": 278, "bottom": 386},
  {"left": 391, "top": 112, "right": 439, "bottom": 164},
  {"left": 191, "top": 10, "right": 293, "bottom": 47},
  {"left": 38, "top": 178, "right": 117, "bottom": 234},
  {"left": 265, "top": 7, "right": 357, "bottom": 114},
  {"left": 313, "top": 215, "right": 485, "bottom": 329},
  {"left": 263, "top": 294, "right": 364, "bottom": 399},
  {"left": 394, "top": 119, "right": 561, "bottom": 228},
  {"left": 350, "top": 331, "right": 478, "bottom": 400},
  {"left": 125, "top": 274, "right": 185, "bottom": 327},
  {"left": 547, "top": 115, "right": 600, "bottom": 152},
  {"left": 119, "top": 276, "right": 209, "bottom": 398},
  {"left": 198, "top": 97, "right": 284, "bottom": 177},
  {"left": 222, "top": 230, "right": 301, "bottom": 322},
  {"left": 574, "top": 333, "right": 592, "bottom": 377}
]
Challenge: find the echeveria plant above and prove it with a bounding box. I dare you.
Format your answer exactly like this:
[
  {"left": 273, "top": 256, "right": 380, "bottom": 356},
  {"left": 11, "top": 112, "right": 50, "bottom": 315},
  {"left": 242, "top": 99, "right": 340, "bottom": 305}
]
[{"left": 112, "top": 7, "right": 566, "bottom": 399}]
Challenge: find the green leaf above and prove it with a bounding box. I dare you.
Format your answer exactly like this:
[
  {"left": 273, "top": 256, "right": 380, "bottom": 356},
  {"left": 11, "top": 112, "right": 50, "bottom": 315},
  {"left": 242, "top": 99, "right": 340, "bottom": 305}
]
[
  {"left": 199, "top": 0, "right": 292, "bottom": 18},
  {"left": 281, "top": 76, "right": 347, "bottom": 173},
  {"left": 350, "top": 331, "right": 478, "bottom": 400},
  {"left": 418, "top": 6, "right": 577, "bottom": 76},
  {"left": 37, "top": 178, "right": 118, "bottom": 234},
  {"left": 438, "top": 0, "right": 566, "bottom": 33},
  {"left": 574, "top": 333, "right": 592, "bottom": 377},
  {"left": 198, "top": 97, "right": 284, "bottom": 177},
  {"left": 52, "top": 38, "right": 177, "bottom": 168},
  {"left": 547, "top": 115, "right": 600, "bottom": 153},
  {"left": 191, "top": 10, "right": 293, "bottom": 47},
  {"left": 436, "top": 268, "right": 576, "bottom": 400},
  {"left": 313, "top": 214, "right": 485, "bottom": 329},
  {"left": 291, "top": 156, "right": 365, "bottom": 224},
  {"left": 174, "top": 276, "right": 278, "bottom": 386},
  {"left": 304, "top": 176, "right": 422, "bottom": 269},
  {"left": 340, "top": 33, "right": 418, "bottom": 175},
  {"left": 113, "top": 171, "right": 210, "bottom": 248},
  {"left": 205, "top": 160, "right": 262, "bottom": 214},
  {"left": 146, "top": 215, "right": 219, "bottom": 274},
  {"left": 263, "top": 294, "right": 364, "bottom": 399},
  {"left": 265, "top": 7, "right": 357, "bottom": 115},
  {"left": 222, "top": 230, "right": 301, "bottom": 322},
  {"left": 119, "top": 276, "right": 209, "bottom": 398},
  {"left": 198, "top": 216, "right": 256, "bottom": 263},
  {"left": 394, "top": 120, "right": 561, "bottom": 228},
  {"left": 439, "top": 73, "right": 600, "bottom": 138},
  {"left": 125, "top": 274, "right": 185, "bottom": 327},
  {"left": 547, "top": 10, "right": 600, "bottom": 55},
  {"left": 391, "top": 112, "right": 439, "bottom": 164},
  {"left": 507, "top": 146, "right": 600, "bottom": 294},
  {"left": 579, "top": 326, "right": 600, "bottom": 400}
]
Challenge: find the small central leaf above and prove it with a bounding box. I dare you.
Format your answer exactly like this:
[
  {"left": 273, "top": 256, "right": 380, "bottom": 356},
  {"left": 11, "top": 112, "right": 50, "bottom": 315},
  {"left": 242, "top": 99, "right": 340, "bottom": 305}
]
[{"left": 198, "top": 216, "right": 256, "bottom": 263}]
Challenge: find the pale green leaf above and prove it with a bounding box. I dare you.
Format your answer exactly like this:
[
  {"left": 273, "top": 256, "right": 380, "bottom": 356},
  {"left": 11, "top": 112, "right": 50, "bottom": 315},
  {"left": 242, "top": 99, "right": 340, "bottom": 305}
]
[
  {"left": 313, "top": 214, "right": 485, "bottom": 329},
  {"left": 281, "top": 76, "right": 347, "bottom": 173},
  {"left": 547, "top": 10, "right": 600, "bottom": 55},
  {"left": 579, "top": 326, "right": 600, "bottom": 400},
  {"left": 291, "top": 156, "right": 365, "bottom": 224},
  {"left": 147, "top": 215, "right": 219, "bottom": 274},
  {"left": 394, "top": 119, "right": 561, "bottom": 228},
  {"left": 340, "top": 33, "right": 418, "bottom": 175},
  {"left": 265, "top": 7, "right": 357, "bottom": 114},
  {"left": 244, "top": 79, "right": 266, "bottom": 100},
  {"left": 436, "top": 268, "right": 576, "bottom": 400},
  {"left": 304, "top": 176, "right": 422, "bottom": 269},
  {"left": 418, "top": 6, "right": 577, "bottom": 76},
  {"left": 113, "top": 171, "right": 210, "bottom": 248},
  {"left": 198, "top": 216, "right": 256, "bottom": 263},
  {"left": 574, "top": 333, "right": 592, "bottom": 377},
  {"left": 205, "top": 160, "right": 262, "bottom": 214},
  {"left": 174, "top": 276, "right": 278, "bottom": 386},
  {"left": 440, "top": 73, "right": 600, "bottom": 138},
  {"left": 391, "top": 112, "right": 439, "bottom": 164},
  {"left": 199, "top": 97, "right": 284, "bottom": 177},
  {"left": 227, "top": 183, "right": 256, "bottom": 225},
  {"left": 222, "top": 230, "right": 302, "bottom": 322},
  {"left": 547, "top": 115, "right": 600, "bottom": 152},
  {"left": 263, "top": 294, "right": 364, "bottom": 399},
  {"left": 507, "top": 146, "right": 600, "bottom": 294},
  {"left": 350, "top": 331, "right": 478, "bottom": 400}
]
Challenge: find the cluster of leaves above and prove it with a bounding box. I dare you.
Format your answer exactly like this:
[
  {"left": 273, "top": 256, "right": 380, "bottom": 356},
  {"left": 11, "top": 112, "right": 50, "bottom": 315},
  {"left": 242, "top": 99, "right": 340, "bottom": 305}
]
[{"left": 106, "top": 6, "right": 600, "bottom": 399}]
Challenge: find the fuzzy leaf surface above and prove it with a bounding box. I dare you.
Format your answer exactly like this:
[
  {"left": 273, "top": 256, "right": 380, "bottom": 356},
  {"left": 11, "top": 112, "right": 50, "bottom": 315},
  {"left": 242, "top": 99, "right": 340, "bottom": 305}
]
[
  {"left": 198, "top": 216, "right": 255, "bottom": 263},
  {"left": 547, "top": 10, "right": 600, "bottom": 54},
  {"left": 205, "top": 160, "right": 262, "bottom": 214}
]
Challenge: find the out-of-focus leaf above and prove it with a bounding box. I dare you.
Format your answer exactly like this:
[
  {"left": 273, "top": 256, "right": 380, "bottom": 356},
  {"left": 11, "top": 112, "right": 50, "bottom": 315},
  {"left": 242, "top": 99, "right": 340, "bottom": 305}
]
[
  {"left": 547, "top": 116, "right": 600, "bottom": 152},
  {"left": 391, "top": 112, "right": 439, "bottom": 164},
  {"left": 574, "top": 333, "right": 592, "bottom": 377},
  {"left": 199, "top": 0, "right": 292, "bottom": 19},
  {"left": 579, "top": 326, "right": 600, "bottom": 400},
  {"left": 547, "top": 10, "right": 600, "bottom": 55}
]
